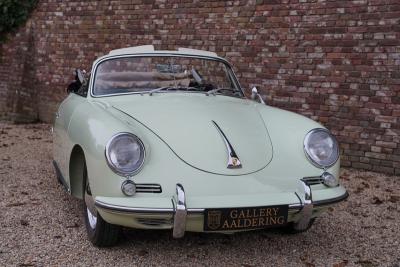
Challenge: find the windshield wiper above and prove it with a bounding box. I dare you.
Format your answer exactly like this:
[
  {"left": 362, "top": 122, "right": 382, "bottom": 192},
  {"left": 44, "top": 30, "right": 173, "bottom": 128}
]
[
  {"left": 148, "top": 86, "right": 174, "bottom": 96},
  {"left": 206, "top": 88, "right": 236, "bottom": 96},
  {"left": 148, "top": 86, "right": 200, "bottom": 96}
]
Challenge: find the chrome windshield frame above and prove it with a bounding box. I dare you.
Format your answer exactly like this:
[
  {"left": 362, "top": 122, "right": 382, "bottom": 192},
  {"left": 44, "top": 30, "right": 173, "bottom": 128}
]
[{"left": 88, "top": 53, "right": 245, "bottom": 98}]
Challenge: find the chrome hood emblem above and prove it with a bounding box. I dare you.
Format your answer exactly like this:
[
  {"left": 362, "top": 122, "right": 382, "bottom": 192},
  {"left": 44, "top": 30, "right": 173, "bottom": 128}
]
[{"left": 212, "top": 121, "right": 242, "bottom": 169}]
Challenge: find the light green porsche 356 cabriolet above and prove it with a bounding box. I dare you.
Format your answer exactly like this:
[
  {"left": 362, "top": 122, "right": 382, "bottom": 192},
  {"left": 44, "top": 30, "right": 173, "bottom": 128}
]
[{"left": 53, "top": 45, "right": 348, "bottom": 246}]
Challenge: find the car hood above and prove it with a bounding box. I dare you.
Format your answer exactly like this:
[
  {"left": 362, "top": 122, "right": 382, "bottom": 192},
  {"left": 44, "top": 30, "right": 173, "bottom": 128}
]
[{"left": 104, "top": 93, "right": 273, "bottom": 175}]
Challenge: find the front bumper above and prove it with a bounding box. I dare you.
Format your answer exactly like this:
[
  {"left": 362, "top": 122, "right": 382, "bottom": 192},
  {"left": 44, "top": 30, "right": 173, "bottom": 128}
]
[{"left": 95, "top": 180, "right": 348, "bottom": 238}]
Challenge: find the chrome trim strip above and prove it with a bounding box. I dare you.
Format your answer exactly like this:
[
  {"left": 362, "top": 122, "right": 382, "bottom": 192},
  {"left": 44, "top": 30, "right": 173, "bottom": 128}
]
[
  {"left": 314, "top": 191, "right": 349, "bottom": 206},
  {"left": 173, "top": 183, "right": 187, "bottom": 238},
  {"left": 187, "top": 208, "right": 205, "bottom": 214},
  {"left": 135, "top": 189, "right": 162, "bottom": 193},
  {"left": 290, "top": 190, "right": 348, "bottom": 212},
  {"left": 212, "top": 121, "right": 242, "bottom": 169},
  {"left": 96, "top": 196, "right": 299, "bottom": 215},
  {"left": 136, "top": 184, "right": 161, "bottom": 187},
  {"left": 95, "top": 200, "right": 174, "bottom": 214}
]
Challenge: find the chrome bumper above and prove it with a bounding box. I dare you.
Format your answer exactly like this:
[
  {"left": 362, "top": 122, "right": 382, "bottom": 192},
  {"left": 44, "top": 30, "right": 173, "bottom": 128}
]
[{"left": 95, "top": 181, "right": 348, "bottom": 238}]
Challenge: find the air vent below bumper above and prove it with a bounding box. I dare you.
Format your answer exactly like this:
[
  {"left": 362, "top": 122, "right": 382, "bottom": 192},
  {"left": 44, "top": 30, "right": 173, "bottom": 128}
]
[{"left": 137, "top": 218, "right": 172, "bottom": 226}]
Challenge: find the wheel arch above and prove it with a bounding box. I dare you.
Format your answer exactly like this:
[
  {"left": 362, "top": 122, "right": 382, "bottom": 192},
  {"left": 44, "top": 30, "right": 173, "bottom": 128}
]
[{"left": 69, "top": 144, "right": 86, "bottom": 199}]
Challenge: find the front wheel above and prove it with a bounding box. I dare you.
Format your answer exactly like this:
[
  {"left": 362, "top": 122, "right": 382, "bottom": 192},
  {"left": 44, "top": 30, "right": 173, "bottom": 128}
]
[{"left": 83, "top": 166, "right": 121, "bottom": 247}]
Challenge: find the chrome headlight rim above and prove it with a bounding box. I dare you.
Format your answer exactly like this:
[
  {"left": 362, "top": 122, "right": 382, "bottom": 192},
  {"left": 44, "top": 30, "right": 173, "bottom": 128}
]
[
  {"left": 105, "top": 132, "right": 146, "bottom": 177},
  {"left": 303, "top": 128, "right": 339, "bottom": 169}
]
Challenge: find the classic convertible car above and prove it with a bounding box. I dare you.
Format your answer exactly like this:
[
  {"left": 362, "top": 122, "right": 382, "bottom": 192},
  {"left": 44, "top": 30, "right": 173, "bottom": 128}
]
[{"left": 53, "top": 45, "right": 348, "bottom": 246}]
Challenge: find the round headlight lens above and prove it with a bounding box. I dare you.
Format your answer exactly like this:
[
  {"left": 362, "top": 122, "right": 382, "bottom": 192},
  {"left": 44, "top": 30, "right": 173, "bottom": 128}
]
[
  {"left": 304, "top": 128, "right": 339, "bottom": 168},
  {"left": 105, "top": 133, "right": 145, "bottom": 176}
]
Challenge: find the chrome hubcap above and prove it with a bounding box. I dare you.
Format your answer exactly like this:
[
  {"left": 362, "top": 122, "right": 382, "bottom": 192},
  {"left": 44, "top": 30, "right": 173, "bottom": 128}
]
[{"left": 84, "top": 183, "right": 97, "bottom": 229}]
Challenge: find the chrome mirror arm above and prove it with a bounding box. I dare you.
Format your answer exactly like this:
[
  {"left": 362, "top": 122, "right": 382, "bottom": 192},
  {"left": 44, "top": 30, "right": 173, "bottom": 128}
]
[{"left": 251, "top": 87, "right": 265, "bottom": 105}]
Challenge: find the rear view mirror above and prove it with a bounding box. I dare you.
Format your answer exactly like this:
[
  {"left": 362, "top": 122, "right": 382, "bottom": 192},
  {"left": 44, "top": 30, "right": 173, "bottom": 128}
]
[
  {"left": 77, "top": 69, "right": 85, "bottom": 84},
  {"left": 67, "top": 69, "right": 87, "bottom": 94},
  {"left": 251, "top": 87, "right": 258, "bottom": 100}
]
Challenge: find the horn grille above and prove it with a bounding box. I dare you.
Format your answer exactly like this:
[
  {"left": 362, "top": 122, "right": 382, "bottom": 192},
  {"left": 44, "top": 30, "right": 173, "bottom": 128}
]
[
  {"left": 302, "top": 176, "right": 324, "bottom": 186},
  {"left": 136, "top": 183, "right": 162, "bottom": 193}
]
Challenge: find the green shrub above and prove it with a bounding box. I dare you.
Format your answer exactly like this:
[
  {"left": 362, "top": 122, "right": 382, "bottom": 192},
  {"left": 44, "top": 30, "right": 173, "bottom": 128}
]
[{"left": 0, "top": 0, "right": 37, "bottom": 41}]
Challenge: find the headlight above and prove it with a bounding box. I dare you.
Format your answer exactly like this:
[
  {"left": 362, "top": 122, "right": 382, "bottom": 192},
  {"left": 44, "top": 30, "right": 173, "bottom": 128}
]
[
  {"left": 105, "top": 133, "right": 145, "bottom": 176},
  {"left": 304, "top": 128, "right": 339, "bottom": 168}
]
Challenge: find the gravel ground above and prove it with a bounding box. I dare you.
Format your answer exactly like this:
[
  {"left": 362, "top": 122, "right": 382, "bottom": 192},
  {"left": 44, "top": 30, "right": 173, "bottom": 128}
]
[{"left": 0, "top": 122, "right": 399, "bottom": 267}]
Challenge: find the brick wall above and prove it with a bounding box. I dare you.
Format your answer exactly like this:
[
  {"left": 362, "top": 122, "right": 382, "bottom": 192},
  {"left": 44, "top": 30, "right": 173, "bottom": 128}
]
[{"left": 0, "top": 0, "right": 399, "bottom": 174}]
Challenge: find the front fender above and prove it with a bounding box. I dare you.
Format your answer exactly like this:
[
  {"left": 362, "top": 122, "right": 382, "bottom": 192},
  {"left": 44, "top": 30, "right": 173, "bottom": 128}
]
[
  {"left": 67, "top": 100, "right": 153, "bottom": 197},
  {"left": 255, "top": 104, "right": 340, "bottom": 181}
]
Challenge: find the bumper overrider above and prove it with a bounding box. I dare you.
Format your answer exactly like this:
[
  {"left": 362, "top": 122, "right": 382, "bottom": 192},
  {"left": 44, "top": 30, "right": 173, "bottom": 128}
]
[{"left": 94, "top": 180, "right": 349, "bottom": 238}]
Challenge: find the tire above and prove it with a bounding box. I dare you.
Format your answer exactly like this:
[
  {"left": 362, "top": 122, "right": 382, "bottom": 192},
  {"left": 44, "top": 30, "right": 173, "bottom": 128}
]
[
  {"left": 83, "top": 164, "right": 121, "bottom": 247},
  {"left": 282, "top": 218, "right": 315, "bottom": 234}
]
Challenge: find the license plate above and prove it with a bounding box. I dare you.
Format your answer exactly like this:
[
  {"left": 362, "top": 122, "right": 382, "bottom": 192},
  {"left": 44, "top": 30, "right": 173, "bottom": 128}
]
[{"left": 204, "top": 205, "right": 288, "bottom": 231}]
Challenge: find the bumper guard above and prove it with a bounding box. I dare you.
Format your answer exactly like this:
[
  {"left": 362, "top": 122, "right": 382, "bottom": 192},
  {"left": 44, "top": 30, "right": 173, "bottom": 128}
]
[
  {"left": 293, "top": 180, "right": 313, "bottom": 231},
  {"left": 172, "top": 183, "right": 187, "bottom": 238}
]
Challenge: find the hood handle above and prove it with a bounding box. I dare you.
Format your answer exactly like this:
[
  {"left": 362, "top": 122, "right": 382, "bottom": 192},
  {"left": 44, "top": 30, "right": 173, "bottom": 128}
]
[{"left": 212, "top": 121, "right": 242, "bottom": 169}]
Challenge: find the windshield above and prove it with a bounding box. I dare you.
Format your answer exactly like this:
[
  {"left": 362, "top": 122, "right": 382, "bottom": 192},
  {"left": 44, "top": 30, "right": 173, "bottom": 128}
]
[{"left": 92, "top": 56, "right": 243, "bottom": 97}]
